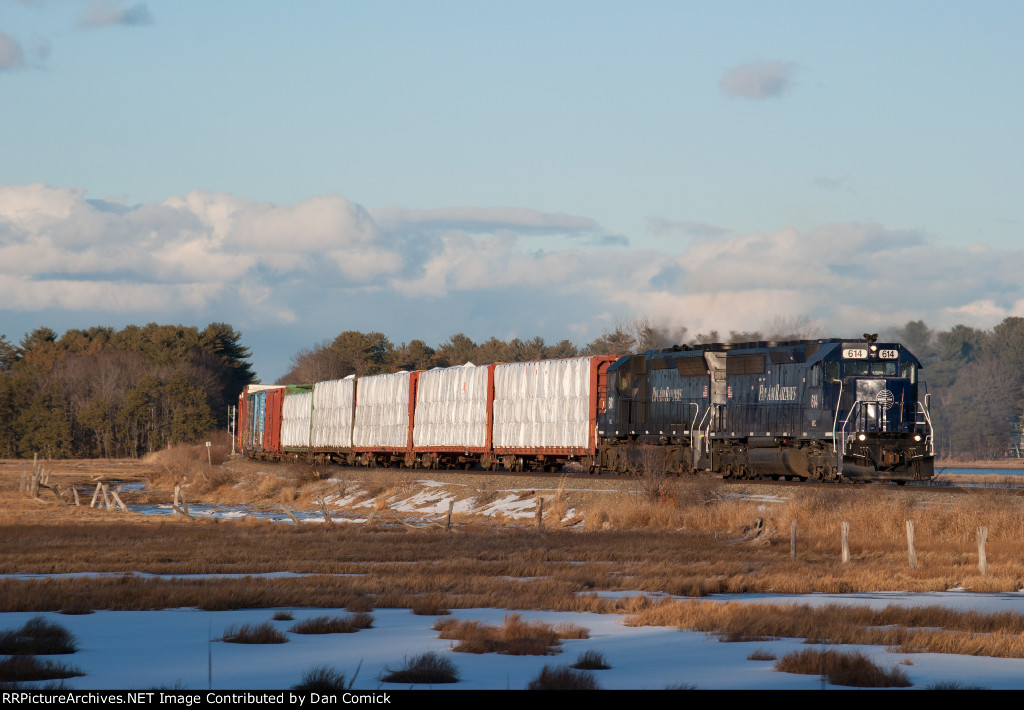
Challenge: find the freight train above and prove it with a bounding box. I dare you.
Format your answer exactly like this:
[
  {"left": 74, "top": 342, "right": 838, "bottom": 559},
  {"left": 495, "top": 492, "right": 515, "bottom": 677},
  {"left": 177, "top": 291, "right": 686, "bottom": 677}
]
[{"left": 238, "top": 337, "right": 934, "bottom": 482}]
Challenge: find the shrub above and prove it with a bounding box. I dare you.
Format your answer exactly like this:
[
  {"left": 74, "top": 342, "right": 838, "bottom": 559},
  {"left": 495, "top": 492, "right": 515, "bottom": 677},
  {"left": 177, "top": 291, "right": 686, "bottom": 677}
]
[
  {"left": 289, "top": 613, "right": 374, "bottom": 635},
  {"left": 380, "top": 652, "right": 459, "bottom": 684},
  {"left": 0, "top": 617, "right": 77, "bottom": 655},
  {"left": 221, "top": 622, "right": 287, "bottom": 644},
  {"left": 571, "top": 650, "right": 611, "bottom": 670},
  {"left": 526, "top": 665, "right": 600, "bottom": 690},
  {"left": 0, "top": 656, "right": 84, "bottom": 682},
  {"left": 774, "top": 649, "right": 911, "bottom": 688},
  {"left": 291, "top": 666, "right": 351, "bottom": 691},
  {"left": 272, "top": 611, "right": 294, "bottom": 621},
  {"left": 747, "top": 648, "right": 777, "bottom": 661}
]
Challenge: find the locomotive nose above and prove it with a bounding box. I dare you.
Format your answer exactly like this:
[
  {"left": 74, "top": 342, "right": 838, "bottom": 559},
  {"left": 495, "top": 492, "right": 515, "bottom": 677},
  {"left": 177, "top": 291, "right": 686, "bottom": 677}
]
[{"left": 853, "top": 377, "right": 911, "bottom": 433}]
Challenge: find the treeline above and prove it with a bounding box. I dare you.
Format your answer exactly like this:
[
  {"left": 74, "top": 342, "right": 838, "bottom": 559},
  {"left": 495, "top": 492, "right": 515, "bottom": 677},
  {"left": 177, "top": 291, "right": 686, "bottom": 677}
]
[
  {"left": 882, "top": 318, "right": 1024, "bottom": 460},
  {"left": 0, "top": 323, "right": 256, "bottom": 459},
  {"left": 278, "top": 315, "right": 816, "bottom": 384},
  {"left": 279, "top": 316, "right": 1024, "bottom": 460}
]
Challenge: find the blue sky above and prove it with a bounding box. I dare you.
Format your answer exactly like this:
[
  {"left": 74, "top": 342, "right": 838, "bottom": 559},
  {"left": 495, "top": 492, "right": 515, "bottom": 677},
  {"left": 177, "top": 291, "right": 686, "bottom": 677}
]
[{"left": 2, "top": 1, "right": 1023, "bottom": 382}]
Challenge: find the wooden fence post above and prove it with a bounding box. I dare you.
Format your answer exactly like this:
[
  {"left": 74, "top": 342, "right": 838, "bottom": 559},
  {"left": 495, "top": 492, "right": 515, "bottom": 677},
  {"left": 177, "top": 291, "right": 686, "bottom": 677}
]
[
  {"left": 109, "top": 488, "right": 128, "bottom": 512},
  {"left": 906, "top": 520, "right": 917, "bottom": 569},
  {"left": 318, "top": 497, "right": 333, "bottom": 525},
  {"left": 841, "top": 521, "right": 851, "bottom": 563},
  {"left": 447, "top": 499, "right": 454, "bottom": 532},
  {"left": 790, "top": 520, "right": 797, "bottom": 560},
  {"left": 536, "top": 497, "right": 544, "bottom": 531},
  {"left": 978, "top": 526, "right": 989, "bottom": 576}
]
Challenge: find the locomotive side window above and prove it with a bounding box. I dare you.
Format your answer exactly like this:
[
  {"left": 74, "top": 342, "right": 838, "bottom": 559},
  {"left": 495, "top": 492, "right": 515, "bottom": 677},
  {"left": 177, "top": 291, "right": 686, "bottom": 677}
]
[
  {"left": 825, "top": 362, "right": 840, "bottom": 382},
  {"left": 810, "top": 364, "right": 821, "bottom": 386},
  {"left": 901, "top": 362, "right": 917, "bottom": 383},
  {"left": 617, "top": 369, "right": 632, "bottom": 394}
]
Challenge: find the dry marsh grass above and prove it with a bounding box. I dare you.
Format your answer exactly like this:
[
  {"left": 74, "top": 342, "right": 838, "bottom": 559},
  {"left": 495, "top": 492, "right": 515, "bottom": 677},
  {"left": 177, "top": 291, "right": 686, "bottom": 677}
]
[
  {"left": 380, "top": 652, "right": 459, "bottom": 684},
  {"left": 288, "top": 613, "right": 373, "bottom": 635},
  {"left": 8, "top": 457, "right": 1024, "bottom": 666},
  {"left": 291, "top": 665, "right": 353, "bottom": 691},
  {"left": 526, "top": 665, "right": 600, "bottom": 690},
  {"left": 410, "top": 593, "right": 451, "bottom": 616},
  {"left": 0, "top": 617, "right": 77, "bottom": 655},
  {"left": 221, "top": 622, "right": 287, "bottom": 644},
  {"left": 628, "top": 599, "right": 1024, "bottom": 659},
  {"left": 0, "top": 655, "right": 84, "bottom": 683},
  {"left": 434, "top": 613, "right": 588, "bottom": 656},
  {"left": 571, "top": 649, "right": 610, "bottom": 670},
  {"left": 774, "top": 649, "right": 911, "bottom": 688}
]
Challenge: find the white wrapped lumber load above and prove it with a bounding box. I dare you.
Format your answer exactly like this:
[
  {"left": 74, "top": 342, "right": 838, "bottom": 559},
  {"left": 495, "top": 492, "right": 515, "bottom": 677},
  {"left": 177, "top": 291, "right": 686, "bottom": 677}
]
[
  {"left": 353, "top": 371, "right": 412, "bottom": 448},
  {"left": 281, "top": 390, "right": 313, "bottom": 448},
  {"left": 310, "top": 376, "right": 356, "bottom": 448},
  {"left": 493, "top": 357, "right": 592, "bottom": 449},
  {"left": 413, "top": 363, "right": 489, "bottom": 448}
]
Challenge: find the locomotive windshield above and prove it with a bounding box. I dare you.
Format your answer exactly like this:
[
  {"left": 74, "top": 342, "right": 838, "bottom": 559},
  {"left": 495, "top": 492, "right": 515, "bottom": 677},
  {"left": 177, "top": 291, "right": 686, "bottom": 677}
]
[
  {"left": 844, "top": 361, "right": 897, "bottom": 377},
  {"left": 840, "top": 360, "right": 916, "bottom": 381}
]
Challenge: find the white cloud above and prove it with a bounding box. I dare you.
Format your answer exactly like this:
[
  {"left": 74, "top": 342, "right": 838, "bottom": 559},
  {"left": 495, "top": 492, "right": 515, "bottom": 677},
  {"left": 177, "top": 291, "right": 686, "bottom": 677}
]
[
  {"left": 1, "top": 181, "right": 1023, "bottom": 353},
  {"left": 646, "top": 217, "right": 730, "bottom": 238},
  {"left": 77, "top": 1, "right": 152, "bottom": 28},
  {"left": 0, "top": 31, "right": 26, "bottom": 71},
  {"left": 720, "top": 60, "right": 798, "bottom": 100},
  {"left": 371, "top": 205, "right": 598, "bottom": 234}
]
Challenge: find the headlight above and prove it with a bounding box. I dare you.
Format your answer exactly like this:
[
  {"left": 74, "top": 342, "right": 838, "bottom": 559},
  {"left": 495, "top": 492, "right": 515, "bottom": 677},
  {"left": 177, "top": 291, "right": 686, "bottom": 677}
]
[
  {"left": 858, "top": 434, "right": 866, "bottom": 441},
  {"left": 914, "top": 435, "right": 921, "bottom": 442}
]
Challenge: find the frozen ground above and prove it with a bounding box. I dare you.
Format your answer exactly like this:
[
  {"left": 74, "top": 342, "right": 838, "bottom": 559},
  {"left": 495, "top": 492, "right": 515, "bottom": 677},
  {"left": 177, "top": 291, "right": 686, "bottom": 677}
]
[{"left": 4, "top": 592, "right": 1024, "bottom": 690}]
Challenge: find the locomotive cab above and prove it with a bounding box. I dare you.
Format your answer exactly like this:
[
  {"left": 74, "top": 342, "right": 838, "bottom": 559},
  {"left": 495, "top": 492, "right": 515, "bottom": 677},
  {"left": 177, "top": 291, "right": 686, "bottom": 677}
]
[{"left": 822, "top": 341, "right": 934, "bottom": 481}]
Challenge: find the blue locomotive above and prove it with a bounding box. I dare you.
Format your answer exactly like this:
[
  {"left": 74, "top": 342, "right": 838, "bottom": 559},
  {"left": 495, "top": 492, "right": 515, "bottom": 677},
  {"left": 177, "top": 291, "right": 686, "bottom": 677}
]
[{"left": 597, "top": 337, "right": 934, "bottom": 482}]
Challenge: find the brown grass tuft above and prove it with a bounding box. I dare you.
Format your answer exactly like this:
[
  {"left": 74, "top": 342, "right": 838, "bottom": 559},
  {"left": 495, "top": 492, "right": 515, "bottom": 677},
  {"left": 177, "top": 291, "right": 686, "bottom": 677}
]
[
  {"left": 0, "top": 655, "right": 84, "bottom": 682},
  {"left": 0, "top": 616, "right": 77, "bottom": 655},
  {"left": 775, "top": 649, "right": 912, "bottom": 687},
  {"left": 380, "top": 652, "right": 459, "bottom": 684},
  {"left": 571, "top": 649, "right": 610, "bottom": 670},
  {"left": 526, "top": 665, "right": 600, "bottom": 690},
  {"left": 221, "top": 622, "right": 287, "bottom": 644},
  {"left": 291, "top": 665, "right": 352, "bottom": 691},
  {"left": 289, "top": 613, "right": 374, "bottom": 635},
  {"left": 433, "top": 613, "right": 587, "bottom": 656}
]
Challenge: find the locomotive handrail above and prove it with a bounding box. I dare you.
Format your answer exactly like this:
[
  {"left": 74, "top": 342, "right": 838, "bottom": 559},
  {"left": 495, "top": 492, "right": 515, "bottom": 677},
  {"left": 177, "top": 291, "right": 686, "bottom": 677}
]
[
  {"left": 694, "top": 405, "right": 712, "bottom": 467},
  {"left": 916, "top": 401, "right": 935, "bottom": 456},
  {"left": 838, "top": 399, "right": 874, "bottom": 454},
  {"left": 831, "top": 379, "right": 844, "bottom": 453},
  {"left": 688, "top": 402, "right": 701, "bottom": 465}
]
